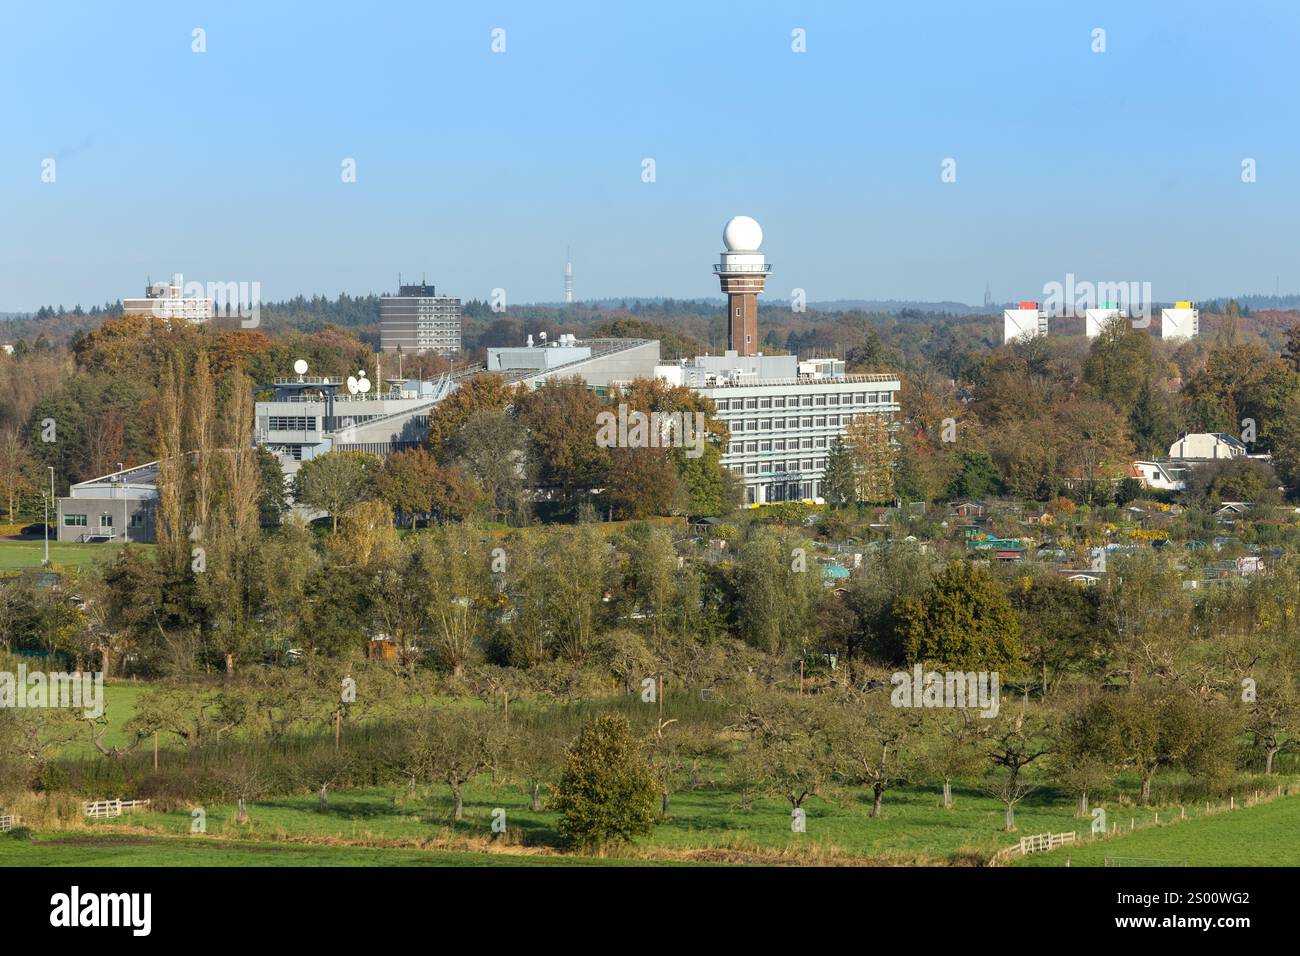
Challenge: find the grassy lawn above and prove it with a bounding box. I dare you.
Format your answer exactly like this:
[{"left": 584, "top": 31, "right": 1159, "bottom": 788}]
[
  {"left": 58, "top": 682, "right": 153, "bottom": 759},
  {"left": 49, "top": 781, "right": 1163, "bottom": 864},
  {"left": 0, "top": 832, "right": 652, "bottom": 867},
  {"left": 1017, "top": 794, "right": 1300, "bottom": 867},
  {"left": 0, "top": 538, "right": 149, "bottom": 572}
]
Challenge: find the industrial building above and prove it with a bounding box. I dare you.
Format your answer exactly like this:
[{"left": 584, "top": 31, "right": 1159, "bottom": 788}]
[
  {"left": 379, "top": 280, "right": 462, "bottom": 355},
  {"left": 56, "top": 463, "right": 159, "bottom": 543},
  {"left": 255, "top": 372, "right": 454, "bottom": 476},
  {"left": 485, "top": 336, "right": 661, "bottom": 391}
]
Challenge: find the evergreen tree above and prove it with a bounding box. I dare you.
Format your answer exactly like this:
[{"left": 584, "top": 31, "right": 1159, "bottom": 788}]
[
  {"left": 552, "top": 714, "right": 658, "bottom": 852},
  {"left": 822, "top": 437, "right": 857, "bottom": 507}
]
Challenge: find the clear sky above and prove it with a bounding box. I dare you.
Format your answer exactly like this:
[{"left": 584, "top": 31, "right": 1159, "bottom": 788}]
[{"left": 2, "top": 0, "right": 1298, "bottom": 311}]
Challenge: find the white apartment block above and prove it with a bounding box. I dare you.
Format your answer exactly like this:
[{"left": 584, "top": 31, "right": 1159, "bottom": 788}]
[
  {"left": 1161, "top": 302, "right": 1199, "bottom": 340},
  {"left": 658, "top": 353, "right": 900, "bottom": 506},
  {"left": 1085, "top": 307, "right": 1125, "bottom": 338},
  {"left": 1003, "top": 304, "right": 1048, "bottom": 344}
]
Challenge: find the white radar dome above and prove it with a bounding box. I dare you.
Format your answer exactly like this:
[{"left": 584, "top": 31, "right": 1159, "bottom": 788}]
[{"left": 723, "top": 215, "right": 763, "bottom": 252}]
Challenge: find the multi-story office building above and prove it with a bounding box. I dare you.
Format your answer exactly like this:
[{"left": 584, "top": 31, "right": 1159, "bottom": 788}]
[
  {"left": 379, "top": 281, "right": 461, "bottom": 356},
  {"left": 122, "top": 277, "right": 213, "bottom": 323},
  {"left": 658, "top": 352, "right": 900, "bottom": 506}
]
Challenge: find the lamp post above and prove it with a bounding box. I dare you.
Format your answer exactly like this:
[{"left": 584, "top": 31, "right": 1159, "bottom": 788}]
[{"left": 44, "top": 466, "right": 54, "bottom": 566}]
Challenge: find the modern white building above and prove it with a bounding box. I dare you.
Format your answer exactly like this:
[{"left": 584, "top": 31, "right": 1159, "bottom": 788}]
[
  {"left": 1161, "top": 302, "right": 1199, "bottom": 340},
  {"left": 658, "top": 352, "right": 900, "bottom": 506},
  {"left": 1131, "top": 460, "right": 1188, "bottom": 491},
  {"left": 485, "top": 336, "right": 661, "bottom": 392},
  {"left": 255, "top": 373, "right": 453, "bottom": 476},
  {"left": 122, "top": 277, "right": 213, "bottom": 323},
  {"left": 1003, "top": 303, "right": 1048, "bottom": 343},
  {"left": 1168, "top": 433, "right": 1247, "bottom": 460}
]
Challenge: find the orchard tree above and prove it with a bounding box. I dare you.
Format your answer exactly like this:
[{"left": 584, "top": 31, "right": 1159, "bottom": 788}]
[
  {"left": 829, "top": 686, "right": 918, "bottom": 818},
  {"left": 732, "top": 691, "right": 837, "bottom": 813},
  {"left": 979, "top": 707, "right": 1054, "bottom": 832}
]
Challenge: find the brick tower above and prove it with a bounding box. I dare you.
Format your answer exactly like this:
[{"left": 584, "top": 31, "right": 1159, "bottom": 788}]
[{"left": 714, "top": 216, "right": 770, "bottom": 356}]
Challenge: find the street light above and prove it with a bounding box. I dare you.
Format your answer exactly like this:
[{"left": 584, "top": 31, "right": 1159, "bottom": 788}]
[{"left": 44, "top": 466, "right": 53, "bottom": 566}]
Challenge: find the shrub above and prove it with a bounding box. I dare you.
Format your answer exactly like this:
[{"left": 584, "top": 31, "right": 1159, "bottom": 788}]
[{"left": 551, "top": 714, "right": 657, "bottom": 853}]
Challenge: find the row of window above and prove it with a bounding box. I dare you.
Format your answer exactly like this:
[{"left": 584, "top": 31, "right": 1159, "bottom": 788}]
[
  {"left": 732, "top": 458, "right": 827, "bottom": 476},
  {"left": 268, "top": 416, "right": 319, "bottom": 431},
  {"left": 729, "top": 413, "right": 871, "bottom": 433},
  {"left": 715, "top": 392, "right": 892, "bottom": 411},
  {"left": 747, "top": 482, "right": 820, "bottom": 504},
  {"left": 729, "top": 437, "right": 826, "bottom": 454},
  {"left": 63, "top": 513, "right": 147, "bottom": 527}
]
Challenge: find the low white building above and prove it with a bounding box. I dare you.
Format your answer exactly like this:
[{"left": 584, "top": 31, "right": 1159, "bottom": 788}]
[
  {"left": 1132, "top": 460, "right": 1188, "bottom": 491},
  {"left": 658, "top": 352, "right": 900, "bottom": 506}
]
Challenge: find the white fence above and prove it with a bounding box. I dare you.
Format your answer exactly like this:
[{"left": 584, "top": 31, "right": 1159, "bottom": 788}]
[
  {"left": 83, "top": 799, "right": 151, "bottom": 819},
  {"left": 0, "top": 814, "right": 18, "bottom": 832},
  {"left": 1017, "top": 831, "right": 1076, "bottom": 855}
]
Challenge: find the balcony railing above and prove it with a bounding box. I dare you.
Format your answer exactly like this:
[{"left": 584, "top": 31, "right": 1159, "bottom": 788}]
[{"left": 713, "top": 263, "right": 772, "bottom": 274}]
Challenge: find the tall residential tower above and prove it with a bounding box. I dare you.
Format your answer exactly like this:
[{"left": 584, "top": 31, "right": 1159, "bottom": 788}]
[{"left": 379, "top": 278, "right": 461, "bottom": 356}]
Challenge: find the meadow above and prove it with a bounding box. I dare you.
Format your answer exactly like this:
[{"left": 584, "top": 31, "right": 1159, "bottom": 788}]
[
  {"left": 6, "top": 680, "right": 1291, "bottom": 867},
  {"left": 0, "top": 538, "right": 145, "bottom": 572}
]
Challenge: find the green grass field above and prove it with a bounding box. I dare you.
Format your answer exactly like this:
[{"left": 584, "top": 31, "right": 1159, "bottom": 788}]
[
  {"left": 0, "top": 833, "right": 654, "bottom": 867},
  {"left": 58, "top": 682, "right": 151, "bottom": 759},
  {"left": 9, "top": 785, "right": 1298, "bottom": 866},
  {"left": 0, "top": 538, "right": 148, "bottom": 572},
  {"left": 1017, "top": 794, "right": 1300, "bottom": 867},
  {"left": 28, "top": 683, "right": 1298, "bottom": 866}
]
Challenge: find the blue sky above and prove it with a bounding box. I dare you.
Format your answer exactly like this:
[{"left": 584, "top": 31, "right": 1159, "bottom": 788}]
[{"left": 2, "top": 0, "right": 1298, "bottom": 311}]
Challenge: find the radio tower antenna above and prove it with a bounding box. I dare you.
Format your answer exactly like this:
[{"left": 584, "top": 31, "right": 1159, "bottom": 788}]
[{"left": 564, "top": 247, "right": 574, "bottom": 305}]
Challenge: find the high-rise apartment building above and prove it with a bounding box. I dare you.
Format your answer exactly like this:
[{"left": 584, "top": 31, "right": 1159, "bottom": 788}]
[{"left": 379, "top": 280, "right": 461, "bottom": 355}]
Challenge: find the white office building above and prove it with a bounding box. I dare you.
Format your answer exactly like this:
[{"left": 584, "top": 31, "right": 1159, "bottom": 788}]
[
  {"left": 658, "top": 352, "right": 900, "bottom": 506},
  {"left": 122, "top": 277, "right": 213, "bottom": 323}
]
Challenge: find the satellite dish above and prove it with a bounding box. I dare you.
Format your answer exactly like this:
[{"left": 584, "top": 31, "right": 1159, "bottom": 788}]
[
  {"left": 357, "top": 375, "right": 372, "bottom": 394},
  {"left": 346, "top": 375, "right": 359, "bottom": 394},
  {"left": 293, "top": 359, "right": 308, "bottom": 375}
]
